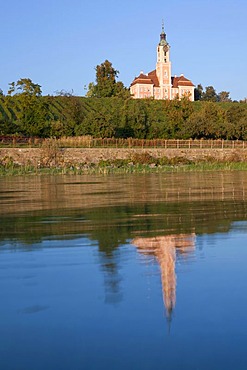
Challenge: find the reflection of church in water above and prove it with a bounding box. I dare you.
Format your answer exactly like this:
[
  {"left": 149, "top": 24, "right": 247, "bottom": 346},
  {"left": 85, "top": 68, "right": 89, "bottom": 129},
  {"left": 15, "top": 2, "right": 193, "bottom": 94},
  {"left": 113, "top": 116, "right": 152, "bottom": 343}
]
[{"left": 132, "top": 234, "right": 195, "bottom": 321}]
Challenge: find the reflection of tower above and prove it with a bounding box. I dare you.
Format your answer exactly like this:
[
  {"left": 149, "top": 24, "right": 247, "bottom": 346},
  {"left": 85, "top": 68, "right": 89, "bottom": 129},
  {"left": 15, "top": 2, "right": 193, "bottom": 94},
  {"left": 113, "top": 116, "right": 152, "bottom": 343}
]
[
  {"left": 158, "top": 241, "right": 176, "bottom": 319},
  {"left": 132, "top": 234, "right": 195, "bottom": 321}
]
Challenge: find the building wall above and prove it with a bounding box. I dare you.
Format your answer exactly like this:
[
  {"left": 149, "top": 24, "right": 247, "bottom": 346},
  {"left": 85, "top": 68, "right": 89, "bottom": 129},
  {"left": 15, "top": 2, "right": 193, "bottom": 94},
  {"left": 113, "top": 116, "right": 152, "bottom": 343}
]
[
  {"left": 131, "top": 84, "right": 195, "bottom": 101},
  {"left": 130, "top": 83, "right": 154, "bottom": 99}
]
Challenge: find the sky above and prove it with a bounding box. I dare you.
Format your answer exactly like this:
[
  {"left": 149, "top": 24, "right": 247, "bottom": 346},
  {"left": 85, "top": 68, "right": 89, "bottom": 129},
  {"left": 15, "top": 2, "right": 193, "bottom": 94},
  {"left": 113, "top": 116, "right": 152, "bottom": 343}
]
[{"left": 1, "top": 0, "right": 247, "bottom": 101}]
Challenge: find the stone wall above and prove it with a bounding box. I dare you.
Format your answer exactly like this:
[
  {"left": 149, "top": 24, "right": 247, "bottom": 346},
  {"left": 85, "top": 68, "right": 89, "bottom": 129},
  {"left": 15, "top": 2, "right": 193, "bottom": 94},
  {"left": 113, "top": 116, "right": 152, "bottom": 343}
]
[{"left": 1, "top": 147, "right": 247, "bottom": 167}]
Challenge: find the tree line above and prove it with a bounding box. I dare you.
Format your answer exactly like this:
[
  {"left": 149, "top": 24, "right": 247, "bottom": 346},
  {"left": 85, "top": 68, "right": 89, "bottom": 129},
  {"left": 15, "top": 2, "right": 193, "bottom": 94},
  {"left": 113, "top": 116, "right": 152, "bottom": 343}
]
[{"left": 0, "top": 61, "right": 247, "bottom": 140}]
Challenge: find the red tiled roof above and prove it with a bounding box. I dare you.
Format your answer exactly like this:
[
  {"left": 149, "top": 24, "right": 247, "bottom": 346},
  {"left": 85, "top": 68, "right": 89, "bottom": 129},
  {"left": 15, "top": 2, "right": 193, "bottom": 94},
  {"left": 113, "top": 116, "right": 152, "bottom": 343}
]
[
  {"left": 147, "top": 70, "right": 160, "bottom": 87},
  {"left": 131, "top": 73, "right": 154, "bottom": 86},
  {"left": 172, "top": 75, "right": 194, "bottom": 88},
  {"left": 131, "top": 72, "right": 194, "bottom": 88}
]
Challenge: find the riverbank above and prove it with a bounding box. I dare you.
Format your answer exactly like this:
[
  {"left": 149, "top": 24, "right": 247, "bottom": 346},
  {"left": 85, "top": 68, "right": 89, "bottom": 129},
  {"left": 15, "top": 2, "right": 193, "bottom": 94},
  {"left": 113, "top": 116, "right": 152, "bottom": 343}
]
[
  {"left": 1, "top": 147, "right": 247, "bottom": 175},
  {"left": 2, "top": 162, "right": 247, "bottom": 176}
]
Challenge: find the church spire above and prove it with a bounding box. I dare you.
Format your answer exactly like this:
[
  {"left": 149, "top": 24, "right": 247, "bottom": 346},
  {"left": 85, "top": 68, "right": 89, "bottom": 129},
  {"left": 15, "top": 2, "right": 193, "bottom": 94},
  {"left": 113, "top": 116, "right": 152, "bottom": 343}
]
[
  {"left": 162, "top": 19, "right": 165, "bottom": 33},
  {"left": 159, "top": 20, "right": 168, "bottom": 46}
]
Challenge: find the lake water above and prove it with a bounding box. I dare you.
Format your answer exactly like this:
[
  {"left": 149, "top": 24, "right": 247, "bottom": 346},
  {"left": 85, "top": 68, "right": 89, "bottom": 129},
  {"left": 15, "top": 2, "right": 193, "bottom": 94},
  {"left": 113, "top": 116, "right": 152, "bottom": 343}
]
[{"left": 1, "top": 172, "right": 247, "bottom": 370}]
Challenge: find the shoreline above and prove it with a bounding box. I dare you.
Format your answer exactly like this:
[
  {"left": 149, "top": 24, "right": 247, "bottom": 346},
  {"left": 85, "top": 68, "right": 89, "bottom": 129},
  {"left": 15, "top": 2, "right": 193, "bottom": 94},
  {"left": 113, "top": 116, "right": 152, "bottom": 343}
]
[
  {"left": 1, "top": 147, "right": 247, "bottom": 175},
  {"left": 1, "top": 161, "right": 247, "bottom": 176}
]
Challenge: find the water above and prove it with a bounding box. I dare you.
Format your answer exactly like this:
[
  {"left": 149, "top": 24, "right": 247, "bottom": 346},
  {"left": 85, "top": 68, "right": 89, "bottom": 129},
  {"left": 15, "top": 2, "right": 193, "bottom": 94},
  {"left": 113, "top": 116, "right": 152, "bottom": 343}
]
[{"left": 1, "top": 172, "right": 247, "bottom": 370}]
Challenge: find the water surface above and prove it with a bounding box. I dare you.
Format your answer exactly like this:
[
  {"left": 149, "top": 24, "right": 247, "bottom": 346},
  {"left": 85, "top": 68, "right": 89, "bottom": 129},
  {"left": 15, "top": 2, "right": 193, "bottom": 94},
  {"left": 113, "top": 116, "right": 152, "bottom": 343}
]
[{"left": 1, "top": 172, "right": 247, "bottom": 369}]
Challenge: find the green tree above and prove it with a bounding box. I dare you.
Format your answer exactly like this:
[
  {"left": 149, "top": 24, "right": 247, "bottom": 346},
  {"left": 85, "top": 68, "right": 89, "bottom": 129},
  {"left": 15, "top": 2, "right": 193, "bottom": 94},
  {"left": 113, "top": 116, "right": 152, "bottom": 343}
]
[
  {"left": 187, "top": 102, "right": 225, "bottom": 139},
  {"left": 218, "top": 91, "right": 231, "bottom": 102},
  {"left": 0, "top": 117, "right": 18, "bottom": 135},
  {"left": 114, "top": 81, "right": 130, "bottom": 98},
  {"left": 87, "top": 60, "right": 130, "bottom": 98},
  {"left": 55, "top": 95, "right": 85, "bottom": 136},
  {"left": 86, "top": 82, "right": 96, "bottom": 98},
  {"left": 8, "top": 78, "right": 42, "bottom": 97},
  {"left": 94, "top": 60, "right": 118, "bottom": 97},
  {"left": 144, "top": 100, "right": 168, "bottom": 139},
  {"left": 194, "top": 84, "right": 203, "bottom": 101},
  {"left": 123, "top": 99, "right": 149, "bottom": 139},
  {"left": 224, "top": 105, "right": 247, "bottom": 139},
  {"left": 201, "top": 86, "right": 218, "bottom": 102},
  {"left": 75, "top": 97, "right": 122, "bottom": 137},
  {"left": 7, "top": 78, "right": 50, "bottom": 136}
]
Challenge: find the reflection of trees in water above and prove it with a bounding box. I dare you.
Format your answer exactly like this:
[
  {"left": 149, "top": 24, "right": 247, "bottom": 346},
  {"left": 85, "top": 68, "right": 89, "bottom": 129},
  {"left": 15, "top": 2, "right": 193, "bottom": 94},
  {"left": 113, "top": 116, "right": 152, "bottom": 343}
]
[
  {"left": 2, "top": 199, "right": 247, "bottom": 246},
  {"left": 132, "top": 234, "right": 195, "bottom": 322},
  {"left": 100, "top": 253, "right": 123, "bottom": 304},
  {"left": 93, "top": 226, "right": 127, "bottom": 305}
]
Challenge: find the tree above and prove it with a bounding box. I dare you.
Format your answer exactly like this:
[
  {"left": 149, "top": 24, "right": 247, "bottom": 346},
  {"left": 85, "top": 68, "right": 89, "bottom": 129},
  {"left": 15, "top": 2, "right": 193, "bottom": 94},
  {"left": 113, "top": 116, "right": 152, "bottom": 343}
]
[
  {"left": 239, "top": 98, "right": 247, "bottom": 104},
  {"left": 8, "top": 78, "right": 42, "bottom": 97},
  {"left": 87, "top": 60, "right": 130, "bottom": 98},
  {"left": 194, "top": 84, "right": 203, "bottom": 101},
  {"left": 85, "top": 82, "right": 95, "bottom": 98},
  {"left": 94, "top": 60, "right": 118, "bottom": 97},
  {"left": 122, "top": 99, "right": 150, "bottom": 139},
  {"left": 201, "top": 86, "right": 218, "bottom": 102},
  {"left": 114, "top": 81, "right": 131, "bottom": 99},
  {"left": 6, "top": 78, "right": 50, "bottom": 136},
  {"left": 218, "top": 91, "right": 231, "bottom": 102},
  {"left": 187, "top": 102, "right": 225, "bottom": 139}
]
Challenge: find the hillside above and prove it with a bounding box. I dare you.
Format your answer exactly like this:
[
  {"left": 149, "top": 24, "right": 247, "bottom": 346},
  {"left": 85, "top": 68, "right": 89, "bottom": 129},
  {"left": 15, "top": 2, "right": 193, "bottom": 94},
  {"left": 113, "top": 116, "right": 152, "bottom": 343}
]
[{"left": 0, "top": 96, "right": 247, "bottom": 140}]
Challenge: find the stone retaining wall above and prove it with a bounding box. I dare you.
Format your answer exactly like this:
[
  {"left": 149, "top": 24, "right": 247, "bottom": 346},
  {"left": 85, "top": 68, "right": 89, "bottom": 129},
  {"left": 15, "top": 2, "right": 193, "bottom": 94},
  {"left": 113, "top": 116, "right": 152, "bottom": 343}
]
[{"left": 1, "top": 147, "right": 247, "bottom": 166}]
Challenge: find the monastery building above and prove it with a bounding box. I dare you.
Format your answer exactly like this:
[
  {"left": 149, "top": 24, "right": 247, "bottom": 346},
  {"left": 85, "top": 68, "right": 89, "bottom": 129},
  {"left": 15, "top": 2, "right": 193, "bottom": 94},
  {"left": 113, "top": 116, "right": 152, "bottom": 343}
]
[{"left": 130, "top": 24, "right": 195, "bottom": 101}]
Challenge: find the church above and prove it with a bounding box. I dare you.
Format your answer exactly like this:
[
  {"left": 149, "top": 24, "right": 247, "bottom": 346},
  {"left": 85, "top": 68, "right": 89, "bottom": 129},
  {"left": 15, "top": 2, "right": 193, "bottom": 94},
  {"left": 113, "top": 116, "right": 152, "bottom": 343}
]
[{"left": 130, "top": 24, "right": 195, "bottom": 101}]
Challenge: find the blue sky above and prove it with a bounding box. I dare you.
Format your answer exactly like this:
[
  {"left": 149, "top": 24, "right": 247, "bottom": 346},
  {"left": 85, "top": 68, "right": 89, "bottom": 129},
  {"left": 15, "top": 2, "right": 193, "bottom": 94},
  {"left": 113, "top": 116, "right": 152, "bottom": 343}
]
[{"left": 1, "top": 0, "right": 247, "bottom": 100}]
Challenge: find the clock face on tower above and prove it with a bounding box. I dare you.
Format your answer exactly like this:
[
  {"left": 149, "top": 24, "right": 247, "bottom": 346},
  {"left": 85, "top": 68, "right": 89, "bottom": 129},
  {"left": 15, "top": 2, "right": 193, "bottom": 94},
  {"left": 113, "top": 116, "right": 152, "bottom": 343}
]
[{"left": 163, "top": 45, "right": 169, "bottom": 53}]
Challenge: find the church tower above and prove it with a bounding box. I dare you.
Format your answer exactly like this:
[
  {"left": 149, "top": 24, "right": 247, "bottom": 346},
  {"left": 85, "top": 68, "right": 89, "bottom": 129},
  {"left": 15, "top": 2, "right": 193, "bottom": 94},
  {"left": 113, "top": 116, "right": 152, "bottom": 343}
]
[{"left": 156, "top": 21, "right": 172, "bottom": 99}]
